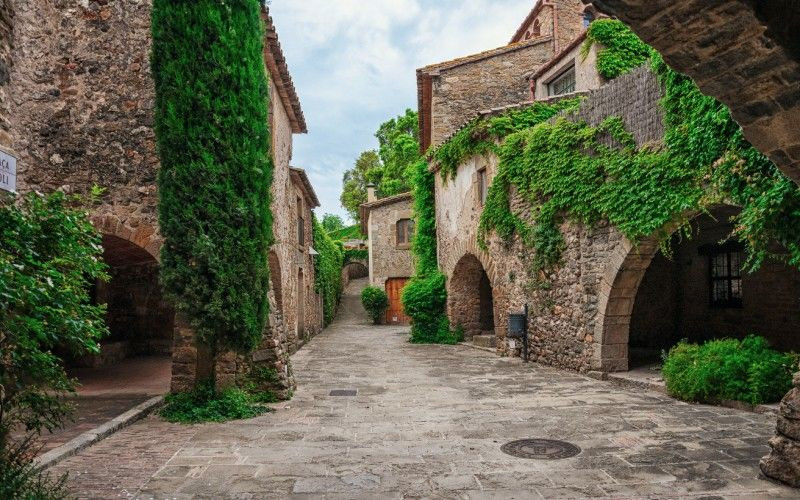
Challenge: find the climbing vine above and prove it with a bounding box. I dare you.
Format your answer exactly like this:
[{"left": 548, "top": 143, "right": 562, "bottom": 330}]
[
  {"left": 402, "top": 160, "right": 460, "bottom": 344},
  {"left": 430, "top": 19, "right": 800, "bottom": 275}
]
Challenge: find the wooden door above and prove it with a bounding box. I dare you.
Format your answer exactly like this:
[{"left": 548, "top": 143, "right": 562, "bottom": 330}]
[{"left": 385, "top": 278, "right": 410, "bottom": 325}]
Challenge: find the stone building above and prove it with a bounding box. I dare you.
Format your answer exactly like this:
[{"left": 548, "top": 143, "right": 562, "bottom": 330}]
[
  {"left": 421, "top": 2, "right": 800, "bottom": 374},
  {"left": 3, "top": 1, "right": 319, "bottom": 395},
  {"left": 360, "top": 189, "right": 415, "bottom": 324}
]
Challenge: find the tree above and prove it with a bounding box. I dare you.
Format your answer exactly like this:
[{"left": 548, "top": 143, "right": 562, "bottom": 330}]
[
  {"left": 339, "top": 110, "right": 424, "bottom": 223},
  {"left": 0, "top": 192, "right": 107, "bottom": 496},
  {"left": 340, "top": 150, "right": 381, "bottom": 223},
  {"left": 376, "top": 108, "right": 421, "bottom": 197},
  {"left": 321, "top": 213, "right": 345, "bottom": 233},
  {"left": 151, "top": 0, "right": 272, "bottom": 371}
]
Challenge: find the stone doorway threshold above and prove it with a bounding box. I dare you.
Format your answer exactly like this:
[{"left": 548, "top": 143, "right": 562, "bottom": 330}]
[{"left": 30, "top": 356, "right": 171, "bottom": 468}]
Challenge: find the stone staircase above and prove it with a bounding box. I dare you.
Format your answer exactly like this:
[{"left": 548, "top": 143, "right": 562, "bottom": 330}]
[{"left": 471, "top": 332, "right": 496, "bottom": 349}]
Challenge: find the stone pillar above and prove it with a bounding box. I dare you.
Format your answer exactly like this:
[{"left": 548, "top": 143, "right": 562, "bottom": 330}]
[
  {"left": 760, "top": 366, "right": 800, "bottom": 488},
  {"left": 170, "top": 316, "right": 212, "bottom": 393}
]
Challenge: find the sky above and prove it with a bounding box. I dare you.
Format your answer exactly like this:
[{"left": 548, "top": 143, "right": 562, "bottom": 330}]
[{"left": 269, "top": 0, "right": 534, "bottom": 223}]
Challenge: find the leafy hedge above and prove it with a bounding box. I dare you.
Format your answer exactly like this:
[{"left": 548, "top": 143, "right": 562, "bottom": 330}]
[
  {"left": 313, "top": 214, "right": 344, "bottom": 326},
  {"left": 361, "top": 286, "right": 389, "bottom": 324},
  {"left": 662, "top": 336, "right": 798, "bottom": 405},
  {"left": 328, "top": 224, "right": 365, "bottom": 241},
  {"left": 151, "top": 0, "right": 272, "bottom": 356},
  {"left": 344, "top": 248, "right": 368, "bottom": 263},
  {"left": 160, "top": 380, "right": 271, "bottom": 424}
]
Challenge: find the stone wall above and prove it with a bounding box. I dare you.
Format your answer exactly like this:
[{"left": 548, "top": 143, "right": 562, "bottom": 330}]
[
  {"left": 435, "top": 66, "right": 665, "bottom": 373},
  {"left": 366, "top": 195, "right": 414, "bottom": 288},
  {"left": 0, "top": 0, "right": 12, "bottom": 149},
  {"left": 422, "top": 39, "right": 554, "bottom": 148},
  {"left": 10, "top": 0, "right": 159, "bottom": 237}
]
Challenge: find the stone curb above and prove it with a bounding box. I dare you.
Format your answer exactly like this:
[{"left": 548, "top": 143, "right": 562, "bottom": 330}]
[
  {"left": 606, "top": 373, "right": 779, "bottom": 416},
  {"left": 35, "top": 395, "right": 164, "bottom": 470}
]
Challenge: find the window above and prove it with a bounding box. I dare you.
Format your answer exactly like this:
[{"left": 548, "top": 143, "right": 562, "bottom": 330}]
[
  {"left": 297, "top": 197, "right": 305, "bottom": 246},
  {"left": 396, "top": 219, "right": 415, "bottom": 246},
  {"left": 707, "top": 244, "right": 743, "bottom": 308},
  {"left": 583, "top": 10, "right": 595, "bottom": 28},
  {"left": 477, "top": 168, "right": 488, "bottom": 205},
  {"left": 532, "top": 19, "right": 541, "bottom": 37},
  {"left": 548, "top": 66, "right": 576, "bottom": 96}
]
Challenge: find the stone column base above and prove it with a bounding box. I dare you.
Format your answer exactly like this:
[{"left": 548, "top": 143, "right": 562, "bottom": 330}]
[{"left": 760, "top": 371, "right": 800, "bottom": 488}]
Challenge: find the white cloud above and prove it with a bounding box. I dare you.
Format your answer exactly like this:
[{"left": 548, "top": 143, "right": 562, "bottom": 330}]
[{"left": 269, "top": 0, "right": 534, "bottom": 222}]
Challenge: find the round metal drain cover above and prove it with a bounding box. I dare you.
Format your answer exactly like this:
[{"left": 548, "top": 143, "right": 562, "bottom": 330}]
[{"left": 500, "top": 439, "right": 581, "bottom": 460}]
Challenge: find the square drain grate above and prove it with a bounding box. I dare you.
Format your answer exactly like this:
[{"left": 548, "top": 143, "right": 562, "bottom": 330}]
[{"left": 329, "top": 389, "right": 357, "bottom": 397}]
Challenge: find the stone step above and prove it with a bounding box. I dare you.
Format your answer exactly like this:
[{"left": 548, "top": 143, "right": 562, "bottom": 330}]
[{"left": 472, "top": 335, "right": 496, "bottom": 349}]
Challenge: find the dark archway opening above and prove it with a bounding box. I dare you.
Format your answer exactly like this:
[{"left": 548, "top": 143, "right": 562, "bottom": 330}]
[
  {"left": 629, "top": 206, "right": 800, "bottom": 368},
  {"left": 449, "top": 254, "right": 495, "bottom": 340},
  {"left": 345, "top": 261, "right": 368, "bottom": 280}
]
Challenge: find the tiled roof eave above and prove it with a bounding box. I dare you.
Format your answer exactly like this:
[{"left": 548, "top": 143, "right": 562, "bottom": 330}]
[{"left": 263, "top": 6, "right": 307, "bottom": 134}]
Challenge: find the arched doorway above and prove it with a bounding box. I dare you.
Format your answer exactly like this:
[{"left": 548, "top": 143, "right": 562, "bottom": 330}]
[
  {"left": 268, "top": 250, "right": 283, "bottom": 312},
  {"left": 344, "top": 261, "right": 368, "bottom": 280},
  {"left": 448, "top": 253, "right": 495, "bottom": 340},
  {"left": 598, "top": 205, "right": 800, "bottom": 371}
]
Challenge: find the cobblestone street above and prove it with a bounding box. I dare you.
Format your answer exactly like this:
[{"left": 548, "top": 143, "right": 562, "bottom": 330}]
[{"left": 52, "top": 280, "right": 796, "bottom": 498}]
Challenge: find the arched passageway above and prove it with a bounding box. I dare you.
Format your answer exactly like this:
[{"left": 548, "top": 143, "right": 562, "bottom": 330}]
[
  {"left": 344, "top": 261, "right": 368, "bottom": 280},
  {"left": 448, "top": 253, "right": 495, "bottom": 340},
  {"left": 600, "top": 205, "right": 800, "bottom": 370}
]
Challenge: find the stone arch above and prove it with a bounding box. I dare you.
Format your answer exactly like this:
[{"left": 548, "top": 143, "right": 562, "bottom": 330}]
[
  {"left": 91, "top": 213, "right": 162, "bottom": 262},
  {"left": 344, "top": 261, "right": 368, "bottom": 280},
  {"left": 268, "top": 250, "right": 283, "bottom": 312},
  {"left": 89, "top": 231, "right": 174, "bottom": 368},
  {"left": 448, "top": 253, "right": 496, "bottom": 340},
  {"left": 595, "top": 204, "right": 800, "bottom": 371}
]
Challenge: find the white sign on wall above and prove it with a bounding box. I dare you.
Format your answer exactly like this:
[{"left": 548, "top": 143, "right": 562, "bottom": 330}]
[{"left": 0, "top": 149, "right": 17, "bottom": 194}]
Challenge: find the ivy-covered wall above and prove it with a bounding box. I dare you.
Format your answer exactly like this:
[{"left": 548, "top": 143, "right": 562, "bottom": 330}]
[{"left": 427, "top": 20, "right": 800, "bottom": 372}]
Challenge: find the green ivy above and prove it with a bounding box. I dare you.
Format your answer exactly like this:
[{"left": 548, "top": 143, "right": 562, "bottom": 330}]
[
  {"left": 583, "top": 18, "right": 654, "bottom": 79},
  {"left": 151, "top": 0, "right": 273, "bottom": 356},
  {"left": 431, "top": 20, "right": 800, "bottom": 275},
  {"left": 312, "top": 214, "right": 344, "bottom": 326}
]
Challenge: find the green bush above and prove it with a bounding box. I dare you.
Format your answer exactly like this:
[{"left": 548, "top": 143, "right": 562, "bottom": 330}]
[
  {"left": 151, "top": 0, "right": 272, "bottom": 356},
  {"left": 160, "top": 380, "right": 271, "bottom": 424},
  {"left": 344, "top": 248, "right": 368, "bottom": 263},
  {"left": 0, "top": 436, "right": 68, "bottom": 500},
  {"left": 402, "top": 271, "right": 459, "bottom": 345},
  {"left": 0, "top": 191, "right": 108, "bottom": 488},
  {"left": 361, "top": 286, "right": 389, "bottom": 324},
  {"left": 662, "top": 335, "right": 798, "bottom": 405}
]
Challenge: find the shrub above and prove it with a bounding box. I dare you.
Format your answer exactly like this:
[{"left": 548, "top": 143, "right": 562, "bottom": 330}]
[
  {"left": 402, "top": 271, "right": 459, "bottom": 344},
  {"left": 361, "top": 286, "right": 389, "bottom": 324},
  {"left": 160, "top": 380, "right": 271, "bottom": 424},
  {"left": 151, "top": 0, "right": 272, "bottom": 358},
  {"left": 0, "top": 437, "right": 68, "bottom": 500},
  {"left": 662, "top": 335, "right": 798, "bottom": 405},
  {"left": 0, "top": 192, "right": 107, "bottom": 489}
]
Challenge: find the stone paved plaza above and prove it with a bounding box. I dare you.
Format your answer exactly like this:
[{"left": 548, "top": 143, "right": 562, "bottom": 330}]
[{"left": 52, "top": 280, "right": 797, "bottom": 498}]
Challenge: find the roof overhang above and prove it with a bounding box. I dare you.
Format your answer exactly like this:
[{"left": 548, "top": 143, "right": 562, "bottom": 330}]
[
  {"left": 290, "top": 167, "right": 320, "bottom": 208},
  {"left": 262, "top": 5, "right": 307, "bottom": 134}
]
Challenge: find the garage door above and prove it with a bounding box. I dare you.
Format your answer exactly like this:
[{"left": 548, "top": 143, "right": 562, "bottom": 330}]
[{"left": 385, "top": 278, "right": 410, "bottom": 325}]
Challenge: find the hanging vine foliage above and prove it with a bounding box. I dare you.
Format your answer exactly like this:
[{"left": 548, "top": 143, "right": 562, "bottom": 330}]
[{"left": 427, "top": 19, "right": 800, "bottom": 275}]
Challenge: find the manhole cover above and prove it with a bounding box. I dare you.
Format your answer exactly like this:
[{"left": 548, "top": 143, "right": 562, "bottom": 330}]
[
  {"left": 500, "top": 439, "right": 581, "bottom": 460},
  {"left": 329, "top": 389, "right": 357, "bottom": 397}
]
